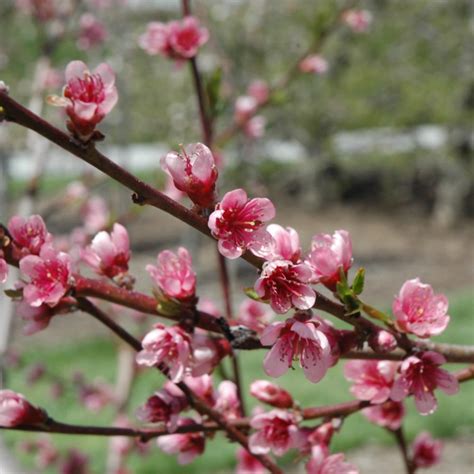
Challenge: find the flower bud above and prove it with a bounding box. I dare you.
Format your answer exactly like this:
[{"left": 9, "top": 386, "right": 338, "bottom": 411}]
[
  {"left": 0, "top": 390, "right": 47, "bottom": 427},
  {"left": 250, "top": 380, "right": 293, "bottom": 409}
]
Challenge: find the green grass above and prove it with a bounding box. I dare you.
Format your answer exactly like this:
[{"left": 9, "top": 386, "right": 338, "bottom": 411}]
[{"left": 3, "top": 292, "right": 473, "bottom": 473}]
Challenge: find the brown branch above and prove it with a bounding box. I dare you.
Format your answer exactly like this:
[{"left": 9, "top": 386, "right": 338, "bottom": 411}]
[{"left": 392, "top": 427, "right": 415, "bottom": 474}]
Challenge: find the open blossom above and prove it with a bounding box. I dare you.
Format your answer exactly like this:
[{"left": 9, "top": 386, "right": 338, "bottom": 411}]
[
  {"left": 261, "top": 316, "right": 331, "bottom": 383},
  {"left": 77, "top": 13, "right": 107, "bottom": 50},
  {"left": 392, "top": 278, "right": 450, "bottom": 338},
  {"left": 208, "top": 189, "right": 275, "bottom": 259},
  {"left": 412, "top": 432, "right": 442, "bottom": 469},
  {"left": 0, "top": 257, "right": 7, "bottom": 283},
  {"left": 305, "top": 229, "right": 353, "bottom": 289},
  {"left": 139, "top": 17, "right": 208, "bottom": 60},
  {"left": 249, "top": 409, "right": 303, "bottom": 456},
  {"left": 20, "top": 245, "right": 72, "bottom": 307},
  {"left": 48, "top": 60, "right": 118, "bottom": 140},
  {"left": 157, "top": 417, "right": 205, "bottom": 465},
  {"left": 250, "top": 380, "right": 293, "bottom": 409},
  {"left": 306, "top": 445, "right": 358, "bottom": 474},
  {"left": 248, "top": 79, "right": 269, "bottom": 105},
  {"left": 146, "top": 247, "right": 196, "bottom": 301},
  {"left": 342, "top": 9, "right": 373, "bottom": 33},
  {"left": 362, "top": 400, "right": 405, "bottom": 431},
  {"left": 299, "top": 55, "right": 329, "bottom": 75},
  {"left": 183, "top": 375, "right": 215, "bottom": 405},
  {"left": 161, "top": 143, "right": 218, "bottom": 208},
  {"left": 82, "top": 223, "right": 130, "bottom": 278},
  {"left": 254, "top": 224, "right": 301, "bottom": 263},
  {"left": 234, "top": 95, "right": 258, "bottom": 124},
  {"left": 214, "top": 381, "right": 241, "bottom": 419},
  {"left": 136, "top": 324, "right": 192, "bottom": 383},
  {"left": 344, "top": 360, "right": 398, "bottom": 403},
  {"left": 391, "top": 351, "right": 459, "bottom": 415},
  {"left": 8, "top": 214, "right": 51, "bottom": 256},
  {"left": 236, "top": 299, "right": 274, "bottom": 334},
  {"left": 255, "top": 260, "right": 316, "bottom": 314},
  {"left": 235, "top": 447, "right": 266, "bottom": 474},
  {"left": 0, "top": 390, "right": 47, "bottom": 427}
]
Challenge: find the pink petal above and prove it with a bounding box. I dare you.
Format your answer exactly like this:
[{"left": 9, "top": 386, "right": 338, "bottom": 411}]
[
  {"left": 263, "top": 339, "right": 292, "bottom": 378},
  {"left": 65, "top": 60, "right": 88, "bottom": 81},
  {"left": 73, "top": 101, "right": 97, "bottom": 121},
  {"left": 94, "top": 63, "right": 115, "bottom": 88},
  {"left": 414, "top": 390, "right": 437, "bottom": 416},
  {"left": 220, "top": 188, "right": 248, "bottom": 210},
  {"left": 217, "top": 239, "right": 242, "bottom": 259}
]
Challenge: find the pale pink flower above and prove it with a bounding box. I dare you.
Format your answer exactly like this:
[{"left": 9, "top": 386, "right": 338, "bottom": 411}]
[
  {"left": 82, "top": 223, "right": 130, "bottom": 278},
  {"left": 48, "top": 60, "right": 118, "bottom": 140},
  {"left": 344, "top": 360, "right": 398, "bottom": 404},
  {"left": 146, "top": 247, "right": 196, "bottom": 301},
  {"left": 362, "top": 400, "right": 405, "bottom": 431},
  {"left": 254, "top": 224, "right": 301, "bottom": 263},
  {"left": 157, "top": 417, "right": 205, "bottom": 464},
  {"left": 191, "top": 332, "right": 231, "bottom": 376},
  {"left": 306, "top": 445, "right": 358, "bottom": 474},
  {"left": 412, "top": 432, "right": 442, "bottom": 469},
  {"left": 136, "top": 324, "right": 193, "bottom": 383},
  {"left": 236, "top": 299, "right": 274, "bottom": 334},
  {"left": 139, "top": 22, "right": 171, "bottom": 56},
  {"left": 168, "top": 17, "right": 209, "bottom": 59},
  {"left": 0, "top": 390, "right": 46, "bottom": 427},
  {"left": 161, "top": 143, "right": 218, "bottom": 208},
  {"left": 77, "top": 13, "right": 107, "bottom": 50},
  {"left": 368, "top": 329, "right": 397, "bottom": 353},
  {"left": 183, "top": 374, "right": 215, "bottom": 406},
  {"left": 65, "top": 181, "right": 88, "bottom": 201},
  {"left": 244, "top": 116, "right": 266, "bottom": 139},
  {"left": 214, "top": 381, "right": 240, "bottom": 419},
  {"left": 16, "top": 299, "right": 70, "bottom": 335},
  {"left": 305, "top": 229, "right": 353, "bottom": 289},
  {"left": 208, "top": 188, "right": 276, "bottom": 259},
  {"left": 261, "top": 316, "right": 331, "bottom": 383},
  {"left": 393, "top": 278, "right": 450, "bottom": 338},
  {"left": 342, "top": 9, "right": 373, "bottom": 33},
  {"left": 20, "top": 245, "right": 72, "bottom": 307},
  {"left": 0, "top": 257, "right": 7, "bottom": 283},
  {"left": 249, "top": 380, "right": 293, "bottom": 409},
  {"left": 81, "top": 196, "right": 110, "bottom": 233},
  {"left": 299, "top": 55, "right": 329, "bottom": 75},
  {"left": 249, "top": 409, "right": 303, "bottom": 456},
  {"left": 390, "top": 351, "right": 459, "bottom": 415},
  {"left": 8, "top": 214, "right": 51, "bottom": 256},
  {"left": 255, "top": 260, "right": 316, "bottom": 314},
  {"left": 234, "top": 95, "right": 258, "bottom": 124},
  {"left": 235, "top": 446, "right": 266, "bottom": 474},
  {"left": 247, "top": 80, "right": 269, "bottom": 105}
]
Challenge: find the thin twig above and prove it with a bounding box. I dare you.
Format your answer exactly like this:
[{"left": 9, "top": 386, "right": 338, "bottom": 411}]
[{"left": 392, "top": 427, "right": 415, "bottom": 474}]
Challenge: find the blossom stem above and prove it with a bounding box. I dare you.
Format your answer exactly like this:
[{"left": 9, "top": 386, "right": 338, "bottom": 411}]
[{"left": 392, "top": 427, "right": 415, "bottom": 474}]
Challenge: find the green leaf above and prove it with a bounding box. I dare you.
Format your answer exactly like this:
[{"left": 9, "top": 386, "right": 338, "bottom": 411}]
[
  {"left": 4, "top": 288, "right": 23, "bottom": 298},
  {"left": 244, "top": 287, "right": 264, "bottom": 302},
  {"left": 205, "top": 67, "right": 223, "bottom": 120},
  {"left": 351, "top": 268, "right": 365, "bottom": 295}
]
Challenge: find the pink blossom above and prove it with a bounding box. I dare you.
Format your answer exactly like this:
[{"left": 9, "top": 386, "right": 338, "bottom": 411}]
[
  {"left": 362, "top": 400, "right": 405, "bottom": 431},
  {"left": 393, "top": 278, "right": 450, "bottom": 338},
  {"left": 342, "top": 9, "right": 373, "bottom": 33},
  {"left": 236, "top": 299, "right": 274, "bottom": 334},
  {"left": 214, "top": 381, "right": 241, "bottom": 419},
  {"left": 8, "top": 214, "right": 51, "bottom": 256},
  {"left": 16, "top": 299, "right": 69, "bottom": 335},
  {"left": 82, "top": 223, "right": 130, "bottom": 278},
  {"left": 261, "top": 316, "right": 331, "bottom": 383},
  {"left": 0, "top": 390, "right": 47, "bottom": 427},
  {"left": 157, "top": 417, "right": 205, "bottom": 464},
  {"left": 235, "top": 447, "right": 266, "bottom": 474},
  {"left": 244, "top": 116, "right": 266, "bottom": 139},
  {"left": 162, "top": 143, "right": 218, "bottom": 208},
  {"left": 300, "top": 421, "right": 338, "bottom": 455},
  {"left": 249, "top": 409, "right": 303, "bottom": 456},
  {"left": 208, "top": 189, "right": 276, "bottom": 259},
  {"left": 81, "top": 196, "right": 110, "bottom": 233},
  {"left": 306, "top": 445, "right": 358, "bottom": 474},
  {"left": 20, "top": 245, "right": 72, "bottom": 307},
  {"left": 197, "top": 298, "right": 221, "bottom": 317},
  {"left": 77, "top": 13, "right": 107, "bottom": 50},
  {"left": 305, "top": 229, "right": 353, "bottom": 289},
  {"left": 313, "top": 316, "right": 344, "bottom": 366},
  {"left": 48, "top": 60, "right": 118, "bottom": 140},
  {"left": 255, "top": 260, "right": 316, "bottom": 314},
  {"left": 136, "top": 324, "right": 192, "bottom": 382},
  {"left": 163, "top": 173, "right": 186, "bottom": 202},
  {"left": 344, "top": 360, "right": 398, "bottom": 404},
  {"left": 368, "top": 329, "right": 397, "bottom": 353},
  {"left": 0, "top": 257, "right": 7, "bottom": 283},
  {"left": 65, "top": 181, "right": 88, "bottom": 201},
  {"left": 146, "top": 247, "right": 196, "bottom": 301},
  {"left": 183, "top": 375, "right": 215, "bottom": 406},
  {"left": 247, "top": 80, "right": 269, "bottom": 105},
  {"left": 254, "top": 224, "right": 301, "bottom": 263},
  {"left": 412, "top": 432, "right": 442, "bottom": 469},
  {"left": 234, "top": 96, "right": 258, "bottom": 124},
  {"left": 191, "top": 332, "right": 231, "bottom": 377},
  {"left": 249, "top": 380, "right": 293, "bottom": 409},
  {"left": 391, "top": 351, "right": 459, "bottom": 415},
  {"left": 139, "top": 22, "right": 170, "bottom": 56},
  {"left": 299, "top": 55, "right": 329, "bottom": 75}
]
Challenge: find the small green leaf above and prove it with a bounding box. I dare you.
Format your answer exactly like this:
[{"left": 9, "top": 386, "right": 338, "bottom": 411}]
[
  {"left": 351, "top": 268, "right": 365, "bottom": 295},
  {"left": 205, "top": 67, "right": 223, "bottom": 119},
  {"left": 4, "top": 288, "right": 23, "bottom": 299},
  {"left": 244, "top": 287, "right": 264, "bottom": 302}
]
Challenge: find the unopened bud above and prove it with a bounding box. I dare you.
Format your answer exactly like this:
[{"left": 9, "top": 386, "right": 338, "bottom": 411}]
[{"left": 369, "top": 330, "right": 397, "bottom": 353}]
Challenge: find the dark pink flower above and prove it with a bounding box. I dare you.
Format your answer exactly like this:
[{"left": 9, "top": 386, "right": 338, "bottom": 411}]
[
  {"left": 249, "top": 409, "right": 303, "bottom": 456},
  {"left": 157, "top": 417, "right": 205, "bottom": 464},
  {"left": 254, "top": 224, "right": 301, "bottom": 263},
  {"left": 393, "top": 278, "right": 450, "bottom": 338},
  {"left": 82, "top": 223, "right": 130, "bottom": 278},
  {"left": 48, "top": 60, "right": 118, "bottom": 140},
  {"left": 0, "top": 390, "right": 47, "bottom": 427},
  {"left": 236, "top": 299, "right": 274, "bottom": 334},
  {"left": 305, "top": 229, "right": 353, "bottom": 290},
  {"left": 161, "top": 143, "right": 218, "bottom": 208},
  {"left": 235, "top": 446, "right": 266, "bottom": 474},
  {"left": 0, "top": 257, "right": 7, "bottom": 283},
  {"left": 299, "top": 55, "right": 329, "bottom": 75},
  {"left": 250, "top": 380, "right": 293, "bottom": 409},
  {"left": 412, "top": 432, "right": 442, "bottom": 469},
  {"left": 168, "top": 17, "right": 209, "bottom": 59},
  {"left": 234, "top": 96, "right": 258, "bottom": 125},
  {"left": 77, "top": 13, "right": 107, "bottom": 51},
  {"left": 20, "top": 245, "right": 72, "bottom": 307},
  {"left": 344, "top": 360, "right": 398, "bottom": 404},
  {"left": 255, "top": 260, "right": 316, "bottom": 314},
  {"left": 214, "top": 381, "right": 241, "bottom": 419},
  {"left": 261, "top": 317, "right": 331, "bottom": 383},
  {"left": 391, "top": 351, "right": 459, "bottom": 415},
  {"left": 306, "top": 445, "right": 358, "bottom": 474},
  {"left": 8, "top": 214, "right": 51, "bottom": 256},
  {"left": 362, "top": 400, "right": 405, "bottom": 431},
  {"left": 146, "top": 247, "right": 196, "bottom": 301},
  {"left": 136, "top": 324, "right": 192, "bottom": 383},
  {"left": 247, "top": 80, "right": 269, "bottom": 105},
  {"left": 208, "top": 189, "right": 275, "bottom": 259},
  {"left": 342, "top": 9, "right": 373, "bottom": 33}
]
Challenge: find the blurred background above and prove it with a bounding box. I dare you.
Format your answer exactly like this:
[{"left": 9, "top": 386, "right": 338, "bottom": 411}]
[{"left": 0, "top": 0, "right": 473, "bottom": 473}]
